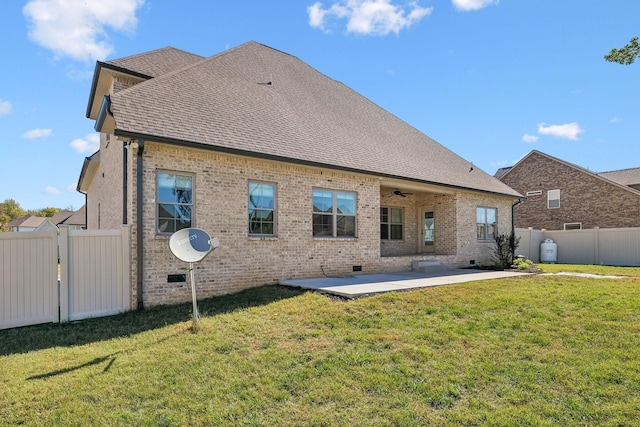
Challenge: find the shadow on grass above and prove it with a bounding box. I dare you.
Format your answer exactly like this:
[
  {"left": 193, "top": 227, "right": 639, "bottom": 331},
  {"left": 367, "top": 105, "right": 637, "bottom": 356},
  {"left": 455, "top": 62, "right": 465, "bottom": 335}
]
[{"left": 0, "top": 285, "right": 304, "bottom": 357}]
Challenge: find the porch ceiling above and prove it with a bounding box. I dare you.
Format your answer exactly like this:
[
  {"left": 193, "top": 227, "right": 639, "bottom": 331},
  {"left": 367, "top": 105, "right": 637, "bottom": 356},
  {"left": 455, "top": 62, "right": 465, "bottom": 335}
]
[{"left": 380, "top": 178, "right": 455, "bottom": 196}]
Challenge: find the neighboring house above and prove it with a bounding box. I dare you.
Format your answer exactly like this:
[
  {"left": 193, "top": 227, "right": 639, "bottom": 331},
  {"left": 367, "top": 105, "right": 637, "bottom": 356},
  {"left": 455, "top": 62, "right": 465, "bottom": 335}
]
[
  {"left": 7, "top": 216, "right": 47, "bottom": 232},
  {"left": 78, "top": 41, "right": 522, "bottom": 308},
  {"left": 58, "top": 205, "right": 87, "bottom": 230},
  {"left": 498, "top": 150, "right": 640, "bottom": 230},
  {"left": 6, "top": 207, "right": 86, "bottom": 232}
]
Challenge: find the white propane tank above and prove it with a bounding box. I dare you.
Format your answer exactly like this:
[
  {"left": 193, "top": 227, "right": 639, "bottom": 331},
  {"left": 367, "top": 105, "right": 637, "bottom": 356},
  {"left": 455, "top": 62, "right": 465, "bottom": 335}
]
[{"left": 540, "top": 238, "right": 558, "bottom": 263}]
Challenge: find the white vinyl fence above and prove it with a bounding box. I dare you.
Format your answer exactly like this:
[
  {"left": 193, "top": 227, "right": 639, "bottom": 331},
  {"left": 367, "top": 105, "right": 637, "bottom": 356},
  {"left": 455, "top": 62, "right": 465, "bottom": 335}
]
[
  {"left": 516, "top": 227, "right": 640, "bottom": 266},
  {"left": 1, "top": 226, "right": 131, "bottom": 330},
  {"left": 0, "top": 230, "right": 58, "bottom": 329}
]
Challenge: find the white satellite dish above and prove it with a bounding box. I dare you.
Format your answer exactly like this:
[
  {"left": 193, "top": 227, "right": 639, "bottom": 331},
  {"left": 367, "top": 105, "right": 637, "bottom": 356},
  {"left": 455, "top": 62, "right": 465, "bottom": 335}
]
[
  {"left": 168, "top": 228, "right": 219, "bottom": 326},
  {"left": 169, "top": 228, "right": 218, "bottom": 263}
]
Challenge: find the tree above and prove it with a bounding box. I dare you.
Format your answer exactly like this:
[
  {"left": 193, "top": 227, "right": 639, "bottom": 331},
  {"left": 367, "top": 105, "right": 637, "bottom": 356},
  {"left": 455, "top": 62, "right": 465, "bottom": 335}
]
[
  {"left": 604, "top": 37, "right": 640, "bottom": 65},
  {"left": 0, "top": 199, "right": 27, "bottom": 232},
  {"left": 30, "top": 207, "right": 59, "bottom": 218}
]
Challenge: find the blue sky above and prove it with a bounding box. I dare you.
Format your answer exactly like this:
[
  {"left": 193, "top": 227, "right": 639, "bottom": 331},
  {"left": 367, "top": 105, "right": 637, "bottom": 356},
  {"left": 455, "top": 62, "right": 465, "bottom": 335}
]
[{"left": 1, "top": 0, "right": 638, "bottom": 211}]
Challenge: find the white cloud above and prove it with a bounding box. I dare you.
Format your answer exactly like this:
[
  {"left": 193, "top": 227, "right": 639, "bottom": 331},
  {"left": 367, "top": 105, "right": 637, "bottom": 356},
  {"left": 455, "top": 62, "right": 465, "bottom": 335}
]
[
  {"left": 70, "top": 133, "right": 100, "bottom": 153},
  {"left": 609, "top": 116, "right": 622, "bottom": 124},
  {"left": 452, "top": 0, "right": 499, "bottom": 11},
  {"left": 67, "top": 183, "right": 78, "bottom": 192},
  {"left": 537, "top": 122, "right": 584, "bottom": 141},
  {"left": 22, "top": 128, "right": 52, "bottom": 139},
  {"left": 308, "top": 0, "right": 433, "bottom": 36},
  {"left": 522, "top": 134, "right": 539, "bottom": 143},
  {"left": 23, "top": 0, "right": 145, "bottom": 62},
  {"left": 45, "top": 186, "right": 60, "bottom": 195},
  {"left": 0, "top": 99, "right": 11, "bottom": 116}
]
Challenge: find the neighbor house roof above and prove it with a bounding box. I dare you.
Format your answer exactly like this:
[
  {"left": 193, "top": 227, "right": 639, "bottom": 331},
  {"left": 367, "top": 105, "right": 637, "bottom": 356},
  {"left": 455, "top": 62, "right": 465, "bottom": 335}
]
[
  {"left": 500, "top": 150, "right": 640, "bottom": 197},
  {"left": 60, "top": 205, "right": 86, "bottom": 227},
  {"left": 98, "top": 41, "right": 521, "bottom": 198},
  {"left": 598, "top": 167, "right": 640, "bottom": 187},
  {"left": 7, "top": 215, "right": 47, "bottom": 228},
  {"left": 49, "top": 210, "right": 75, "bottom": 225}
]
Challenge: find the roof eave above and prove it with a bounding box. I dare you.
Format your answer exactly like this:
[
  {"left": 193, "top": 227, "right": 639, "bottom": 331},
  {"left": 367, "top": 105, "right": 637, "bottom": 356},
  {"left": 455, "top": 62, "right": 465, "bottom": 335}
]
[
  {"left": 114, "top": 129, "right": 523, "bottom": 200},
  {"left": 86, "top": 61, "right": 153, "bottom": 119},
  {"left": 77, "top": 151, "right": 101, "bottom": 193}
]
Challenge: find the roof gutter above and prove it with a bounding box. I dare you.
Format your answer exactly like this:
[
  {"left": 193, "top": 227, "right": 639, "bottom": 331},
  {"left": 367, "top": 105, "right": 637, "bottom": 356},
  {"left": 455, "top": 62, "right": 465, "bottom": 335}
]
[
  {"left": 94, "top": 96, "right": 111, "bottom": 132},
  {"left": 113, "top": 129, "right": 524, "bottom": 200}
]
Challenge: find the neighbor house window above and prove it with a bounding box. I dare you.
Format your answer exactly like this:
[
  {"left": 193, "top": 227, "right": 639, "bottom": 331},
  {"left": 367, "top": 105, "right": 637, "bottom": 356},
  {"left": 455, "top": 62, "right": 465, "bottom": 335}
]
[
  {"left": 547, "top": 189, "right": 560, "bottom": 209},
  {"left": 564, "top": 222, "right": 582, "bottom": 230},
  {"left": 380, "top": 207, "right": 403, "bottom": 240},
  {"left": 248, "top": 181, "right": 276, "bottom": 236},
  {"left": 477, "top": 207, "right": 497, "bottom": 241},
  {"left": 157, "top": 172, "right": 193, "bottom": 234},
  {"left": 313, "top": 189, "right": 356, "bottom": 237}
]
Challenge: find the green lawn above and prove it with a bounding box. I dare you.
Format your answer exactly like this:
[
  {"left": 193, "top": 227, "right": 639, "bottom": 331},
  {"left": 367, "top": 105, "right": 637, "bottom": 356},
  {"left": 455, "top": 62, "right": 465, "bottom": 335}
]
[{"left": 1, "top": 265, "right": 639, "bottom": 426}]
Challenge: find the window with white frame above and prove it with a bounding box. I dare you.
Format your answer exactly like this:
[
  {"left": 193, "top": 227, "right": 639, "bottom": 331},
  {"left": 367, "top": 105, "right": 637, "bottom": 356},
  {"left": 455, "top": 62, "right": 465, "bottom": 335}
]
[
  {"left": 547, "top": 189, "right": 560, "bottom": 209},
  {"left": 248, "top": 181, "right": 276, "bottom": 236},
  {"left": 380, "top": 207, "right": 403, "bottom": 240},
  {"left": 312, "top": 189, "right": 356, "bottom": 237},
  {"left": 157, "top": 171, "right": 193, "bottom": 234},
  {"left": 476, "top": 207, "right": 497, "bottom": 241},
  {"left": 564, "top": 222, "right": 582, "bottom": 230}
]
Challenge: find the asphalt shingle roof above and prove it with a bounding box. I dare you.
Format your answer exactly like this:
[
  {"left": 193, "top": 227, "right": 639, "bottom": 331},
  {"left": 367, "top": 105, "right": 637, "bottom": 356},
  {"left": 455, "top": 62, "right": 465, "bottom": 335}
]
[
  {"left": 106, "top": 47, "right": 205, "bottom": 78},
  {"left": 109, "top": 41, "right": 521, "bottom": 198},
  {"left": 598, "top": 167, "right": 640, "bottom": 186}
]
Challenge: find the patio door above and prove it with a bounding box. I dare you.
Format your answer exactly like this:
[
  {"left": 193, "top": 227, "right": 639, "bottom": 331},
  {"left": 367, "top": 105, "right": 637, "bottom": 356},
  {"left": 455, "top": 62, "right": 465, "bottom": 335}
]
[{"left": 422, "top": 210, "right": 435, "bottom": 253}]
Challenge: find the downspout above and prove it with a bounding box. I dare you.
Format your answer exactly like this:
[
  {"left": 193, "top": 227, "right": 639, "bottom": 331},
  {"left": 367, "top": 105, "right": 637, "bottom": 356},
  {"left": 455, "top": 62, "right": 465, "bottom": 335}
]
[
  {"left": 511, "top": 197, "right": 525, "bottom": 260},
  {"left": 122, "top": 142, "right": 128, "bottom": 224},
  {"left": 135, "top": 139, "right": 145, "bottom": 310}
]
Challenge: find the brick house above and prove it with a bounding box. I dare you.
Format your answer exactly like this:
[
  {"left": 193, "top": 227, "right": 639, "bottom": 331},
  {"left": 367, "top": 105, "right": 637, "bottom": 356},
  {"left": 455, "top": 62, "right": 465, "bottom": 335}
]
[
  {"left": 78, "top": 41, "right": 521, "bottom": 308},
  {"left": 497, "top": 150, "right": 640, "bottom": 230}
]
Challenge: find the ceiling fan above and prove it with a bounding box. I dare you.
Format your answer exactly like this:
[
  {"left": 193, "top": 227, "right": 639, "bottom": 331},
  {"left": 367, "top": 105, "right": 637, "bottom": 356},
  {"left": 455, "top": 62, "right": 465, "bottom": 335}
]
[{"left": 393, "top": 189, "right": 413, "bottom": 197}]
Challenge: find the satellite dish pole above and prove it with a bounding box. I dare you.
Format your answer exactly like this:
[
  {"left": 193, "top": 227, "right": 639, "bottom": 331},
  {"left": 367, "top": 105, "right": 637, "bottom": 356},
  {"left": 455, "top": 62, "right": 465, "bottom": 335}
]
[{"left": 168, "top": 228, "right": 220, "bottom": 326}]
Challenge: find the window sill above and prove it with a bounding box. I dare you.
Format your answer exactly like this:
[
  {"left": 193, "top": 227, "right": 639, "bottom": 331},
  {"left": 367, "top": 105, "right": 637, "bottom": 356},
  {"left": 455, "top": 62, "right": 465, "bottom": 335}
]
[
  {"left": 248, "top": 235, "right": 278, "bottom": 241},
  {"left": 313, "top": 236, "right": 358, "bottom": 240}
]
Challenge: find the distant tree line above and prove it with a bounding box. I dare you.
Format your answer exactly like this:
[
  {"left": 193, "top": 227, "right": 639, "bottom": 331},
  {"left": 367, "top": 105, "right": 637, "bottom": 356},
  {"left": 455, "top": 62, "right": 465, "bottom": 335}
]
[{"left": 0, "top": 199, "right": 68, "bottom": 232}]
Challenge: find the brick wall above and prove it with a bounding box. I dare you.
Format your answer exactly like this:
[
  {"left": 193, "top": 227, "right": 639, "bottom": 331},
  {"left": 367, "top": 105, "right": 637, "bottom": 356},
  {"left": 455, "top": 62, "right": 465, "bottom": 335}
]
[
  {"left": 500, "top": 152, "right": 640, "bottom": 230},
  {"left": 85, "top": 137, "right": 516, "bottom": 307},
  {"left": 85, "top": 133, "right": 124, "bottom": 230},
  {"left": 137, "top": 143, "right": 382, "bottom": 306},
  {"left": 124, "top": 143, "right": 516, "bottom": 306}
]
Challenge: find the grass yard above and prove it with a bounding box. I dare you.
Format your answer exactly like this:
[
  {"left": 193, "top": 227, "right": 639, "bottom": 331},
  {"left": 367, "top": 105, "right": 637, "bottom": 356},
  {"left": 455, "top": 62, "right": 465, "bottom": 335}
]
[{"left": 1, "top": 265, "right": 639, "bottom": 426}]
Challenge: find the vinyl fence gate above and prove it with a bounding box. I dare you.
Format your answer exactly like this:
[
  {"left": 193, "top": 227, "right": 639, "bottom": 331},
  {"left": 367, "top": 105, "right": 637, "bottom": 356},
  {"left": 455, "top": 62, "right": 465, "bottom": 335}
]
[{"left": 0, "top": 226, "right": 131, "bottom": 330}]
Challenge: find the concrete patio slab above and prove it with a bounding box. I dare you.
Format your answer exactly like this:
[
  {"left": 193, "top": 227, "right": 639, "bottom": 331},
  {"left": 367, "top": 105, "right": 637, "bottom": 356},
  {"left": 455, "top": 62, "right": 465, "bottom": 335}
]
[{"left": 280, "top": 269, "right": 531, "bottom": 298}]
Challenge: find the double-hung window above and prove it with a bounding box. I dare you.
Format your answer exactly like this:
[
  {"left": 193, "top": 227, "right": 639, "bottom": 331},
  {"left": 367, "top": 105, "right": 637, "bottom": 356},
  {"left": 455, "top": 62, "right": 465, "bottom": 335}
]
[
  {"left": 547, "top": 189, "right": 560, "bottom": 209},
  {"left": 476, "top": 207, "right": 497, "bottom": 241},
  {"left": 248, "top": 181, "right": 276, "bottom": 236},
  {"left": 157, "top": 172, "right": 193, "bottom": 234},
  {"left": 380, "top": 207, "right": 403, "bottom": 240},
  {"left": 313, "top": 189, "right": 356, "bottom": 237}
]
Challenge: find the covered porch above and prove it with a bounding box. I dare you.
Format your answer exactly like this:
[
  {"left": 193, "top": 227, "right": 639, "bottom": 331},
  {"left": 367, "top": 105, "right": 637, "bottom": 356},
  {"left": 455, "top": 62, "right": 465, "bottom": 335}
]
[{"left": 379, "top": 180, "right": 458, "bottom": 260}]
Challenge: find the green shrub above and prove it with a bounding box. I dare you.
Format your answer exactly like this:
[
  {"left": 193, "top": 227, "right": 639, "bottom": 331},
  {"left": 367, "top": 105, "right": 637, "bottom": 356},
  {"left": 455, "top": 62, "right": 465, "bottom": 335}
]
[{"left": 513, "top": 257, "right": 534, "bottom": 270}]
